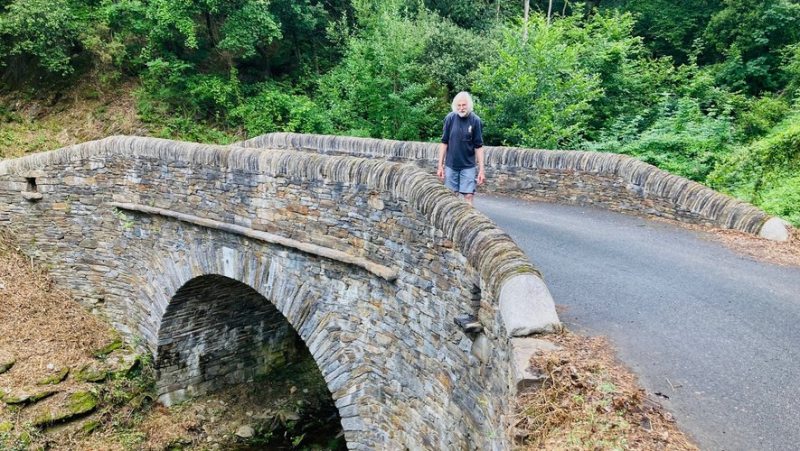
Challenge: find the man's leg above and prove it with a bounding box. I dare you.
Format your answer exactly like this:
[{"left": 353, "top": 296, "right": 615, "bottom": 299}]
[
  {"left": 459, "top": 167, "right": 477, "bottom": 206},
  {"left": 444, "top": 166, "right": 460, "bottom": 196}
]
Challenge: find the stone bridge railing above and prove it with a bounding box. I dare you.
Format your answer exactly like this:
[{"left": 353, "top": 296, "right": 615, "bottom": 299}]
[
  {"left": 0, "top": 136, "right": 560, "bottom": 450},
  {"left": 241, "top": 133, "right": 791, "bottom": 241}
]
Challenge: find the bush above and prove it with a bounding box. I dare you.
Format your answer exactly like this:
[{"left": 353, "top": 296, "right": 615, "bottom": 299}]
[
  {"left": 709, "top": 112, "right": 800, "bottom": 225},
  {"left": 230, "top": 82, "right": 332, "bottom": 136},
  {"left": 614, "top": 97, "right": 734, "bottom": 182}
]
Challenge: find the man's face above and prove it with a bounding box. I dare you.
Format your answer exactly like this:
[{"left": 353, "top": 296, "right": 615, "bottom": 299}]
[{"left": 456, "top": 98, "right": 469, "bottom": 117}]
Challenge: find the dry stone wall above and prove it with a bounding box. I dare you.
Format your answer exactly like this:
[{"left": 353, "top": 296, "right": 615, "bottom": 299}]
[
  {"left": 0, "top": 136, "right": 559, "bottom": 450},
  {"left": 241, "top": 133, "right": 788, "bottom": 238}
]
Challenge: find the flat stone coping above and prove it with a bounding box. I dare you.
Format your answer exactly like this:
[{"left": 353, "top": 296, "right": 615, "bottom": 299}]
[{"left": 108, "top": 202, "right": 398, "bottom": 281}]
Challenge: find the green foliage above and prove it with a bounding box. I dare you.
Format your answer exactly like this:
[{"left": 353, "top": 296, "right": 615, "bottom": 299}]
[
  {"left": 600, "top": 0, "right": 721, "bottom": 64},
  {"left": 703, "top": 0, "right": 800, "bottom": 94},
  {"left": 420, "top": 15, "right": 489, "bottom": 94},
  {"left": 0, "top": 0, "right": 82, "bottom": 82},
  {"left": 783, "top": 43, "right": 800, "bottom": 99},
  {"left": 230, "top": 82, "right": 333, "bottom": 136},
  {"left": 318, "top": 9, "right": 444, "bottom": 140},
  {"left": 709, "top": 112, "right": 800, "bottom": 225},
  {"left": 474, "top": 16, "right": 602, "bottom": 148},
  {"left": 735, "top": 95, "right": 791, "bottom": 142},
  {"left": 612, "top": 97, "right": 734, "bottom": 182},
  {"left": 142, "top": 0, "right": 282, "bottom": 71},
  {"left": 565, "top": 9, "right": 675, "bottom": 140}
]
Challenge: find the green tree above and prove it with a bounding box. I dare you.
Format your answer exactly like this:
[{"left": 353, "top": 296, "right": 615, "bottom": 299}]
[
  {"left": 143, "top": 0, "right": 281, "bottom": 63},
  {"left": 599, "top": 0, "right": 721, "bottom": 63},
  {"left": 704, "top": 0, "right": 800, "bottom": 94},
  {"left": 0, "top": 0, "right": 83, "bottom": 85},
  {"left": 318, "top": 9, "right": 444, "bottom": 140},
  {"left": 474, "top": 16, "right": 602, "bottom": 148}
]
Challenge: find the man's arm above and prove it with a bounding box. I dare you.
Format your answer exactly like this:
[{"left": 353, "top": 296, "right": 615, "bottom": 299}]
[
  {"left": 476, "top": 146, "right": 485, "bottom": 185},
  {"left": 437, "top": 143, "right": 447, "bottom": 180}
]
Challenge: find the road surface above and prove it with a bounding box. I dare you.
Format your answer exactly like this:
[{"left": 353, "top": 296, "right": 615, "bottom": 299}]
[{"left": 476, "top": 195, "right": 800, "bottom": 451}]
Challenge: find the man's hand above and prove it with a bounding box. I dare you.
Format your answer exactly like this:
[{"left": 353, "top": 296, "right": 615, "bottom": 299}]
[
  {"left": 437, "top": 165, "right": 445, "bottom": 180},
  {"left": 477, "top": 169, "right": 485, "bottom": 185}
]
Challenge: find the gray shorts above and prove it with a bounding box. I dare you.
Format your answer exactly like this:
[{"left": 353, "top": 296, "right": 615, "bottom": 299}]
[{"left": 445, "top": 166, "right": 477, "bottom": 194}]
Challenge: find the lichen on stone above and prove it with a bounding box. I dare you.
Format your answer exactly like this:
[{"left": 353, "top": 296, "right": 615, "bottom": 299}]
[{"left": 2, "top": 388, "right": 58, "bottom": 405}]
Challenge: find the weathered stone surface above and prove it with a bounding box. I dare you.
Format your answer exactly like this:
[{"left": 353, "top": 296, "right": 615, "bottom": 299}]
[
  {"left": 759, "top": 217, "right": 791, "bottom": 242},
  {"left": 75, "top": 364, "right": 107, "bottom": 383},
  {"left": 21, "top": 191, "right": 43, "bottom": 201},
  {"left": 244, "top": 132, "right": 781, "bottom": 238},
  {"left": 2, "top": 389, "right": 58, "bottom": 405},
  {"left": 499, "top": 275, "right": 561, "bottom": 336},
  {"left": 511, "top": 338, "right": 561, "bottom": 394},
  {"left": 471, "top": 334, "right": 492, "bottom": 364},
  {"left": 0, "top": 135, "right": 567, "bottom": 450},
  {"left": 32, "top": 391, "right": 98, "bottom": 427},
  {"left": 92, "top": 338, "right": 122, "bottom": 358},
  {"left": 80, "top": 420, "right": 101, "bottom": 435},
  {"left": 235, "top": 425, "right": 255, "bottom": 438}
]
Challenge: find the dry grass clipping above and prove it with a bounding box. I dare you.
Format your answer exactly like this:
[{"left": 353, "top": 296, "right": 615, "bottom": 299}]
[
  {"left": 512, "top": 331, "right": 698, "bottom": 451},
  {"left": 0, "top": 228, "right": 114, "bottom": 389},
  {"left": 709, "top": 226, "right": 800, "bottom": 268}
]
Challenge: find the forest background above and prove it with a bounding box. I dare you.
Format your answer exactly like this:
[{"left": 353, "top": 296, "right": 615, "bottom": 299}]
[{"left": 1, "top": 0, "right": 799, "bottom": 226}]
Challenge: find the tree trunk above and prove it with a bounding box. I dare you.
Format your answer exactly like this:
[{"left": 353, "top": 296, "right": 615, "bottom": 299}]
[
  {"left": 523, "top": 0, "right": 529, "bottom": 42},
  {"left": 547, "top": 0, "right": 553, "bottom": 25}
]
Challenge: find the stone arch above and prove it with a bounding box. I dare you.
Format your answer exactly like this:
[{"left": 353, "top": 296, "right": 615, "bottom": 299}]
[
  {"left": 155, "top": 274, "right": 303, "bottom": 404},
  {"left": 138, "top": 241, "right": 379, "bottom": 446}
]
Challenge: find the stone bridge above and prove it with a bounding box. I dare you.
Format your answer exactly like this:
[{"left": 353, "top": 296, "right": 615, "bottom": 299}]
[{"left": 0, "top": 134, "right": 788, "bottom": 450}]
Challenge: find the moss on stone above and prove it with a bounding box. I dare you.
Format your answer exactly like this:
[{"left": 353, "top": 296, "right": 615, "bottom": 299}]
[
  {"left": 109, "top": 354, "right": 139, "bottom": 379},
  {"left": 0, "top": 421, "right": 12, "bottom": 433},
  {"left": 37, "top": 367, "right": 69, "bottom": 385},
  {"left": 2, "top": 389, "right": 58, "bottom": 405},
  {"left": 75, "top": 363, "right": 107, "bottom": 383},
  {"left": 32, "top": 391, "right": 98, "bottom": 428},
  {"left": 0, "top": 356, "right": 15, "bottom": 375},
  {"left": 92, "top": 338, "right": 122, "bottom": 358}
]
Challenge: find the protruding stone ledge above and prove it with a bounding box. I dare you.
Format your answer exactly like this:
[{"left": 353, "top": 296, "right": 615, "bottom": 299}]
[
  {"left": 511, "top": 337, "right": 561, "bottom": 394},
  {"left": 499, "top": 274, "right": 561, "bottom": 337},
  {"left": 21, "top": 191, "right": 43, "bottom": 202},
  {"left": 108, "top": 202, "right": 398, "bottom": 281}
]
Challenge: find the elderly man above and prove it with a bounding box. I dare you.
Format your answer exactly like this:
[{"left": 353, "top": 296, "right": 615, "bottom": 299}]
[{"left": 437, "top": 91, "right": 485, "bottom": 206}]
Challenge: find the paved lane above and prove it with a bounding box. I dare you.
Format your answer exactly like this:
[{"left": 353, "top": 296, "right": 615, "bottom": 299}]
[{"left": 476, "top": 195, "right": 800, "bottom": 451}]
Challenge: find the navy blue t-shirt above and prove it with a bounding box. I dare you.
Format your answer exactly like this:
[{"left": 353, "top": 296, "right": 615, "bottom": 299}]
[{"left": 441, "top": 112, "right": 484, "bottom": 170}]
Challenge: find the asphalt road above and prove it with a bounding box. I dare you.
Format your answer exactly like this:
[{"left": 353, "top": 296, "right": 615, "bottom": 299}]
[{"left": 475, "top": 195, "right": 800, "bottom": 451}]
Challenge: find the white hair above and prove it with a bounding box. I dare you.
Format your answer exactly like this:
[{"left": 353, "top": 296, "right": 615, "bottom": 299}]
[{"left": 451, "top": 92, "right": 474, "bottom": 114}]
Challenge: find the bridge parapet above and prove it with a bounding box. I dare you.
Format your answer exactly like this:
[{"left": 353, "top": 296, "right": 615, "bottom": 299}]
[
  {"left": 0, "top": 135, "right": 558, "bottom": 450},
  {"left": 241, "top": 133, "right": 791, "bottom": 241}
]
